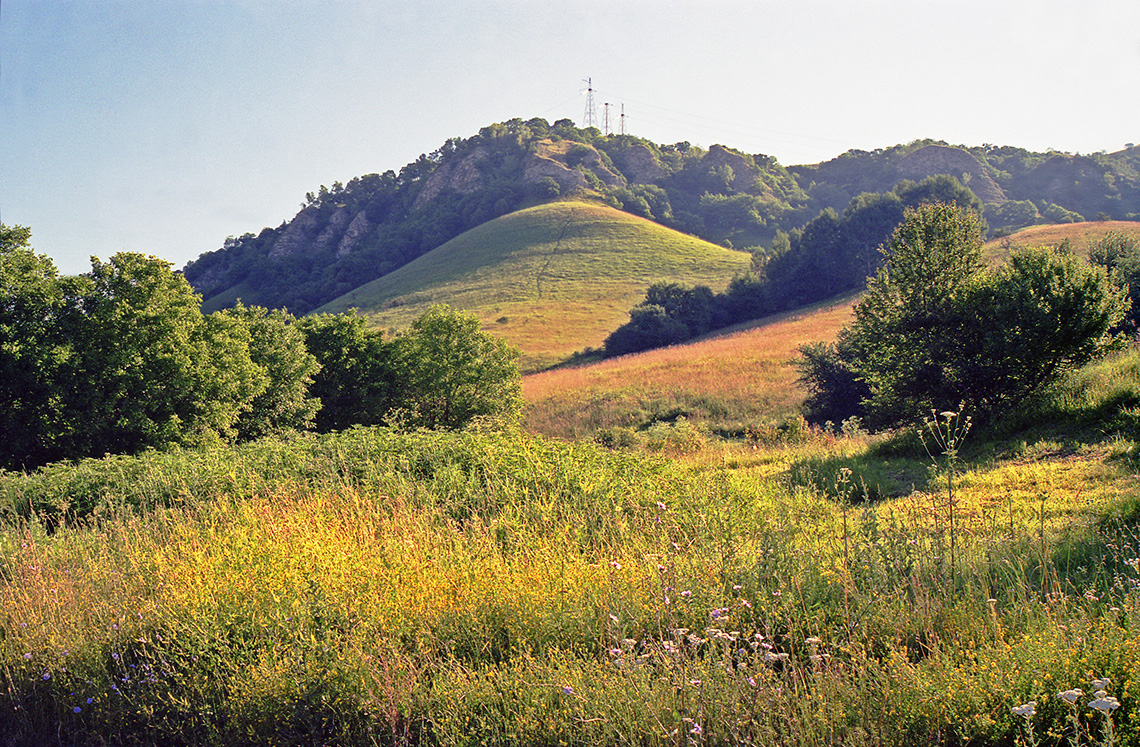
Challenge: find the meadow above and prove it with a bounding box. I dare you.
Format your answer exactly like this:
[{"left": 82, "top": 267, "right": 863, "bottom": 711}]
[
  {"left": 522, "top": 296, "right": 857, "bottom": 442},
  {"left": 3, "top": 341, "right": 1140, "bottom": 746}
]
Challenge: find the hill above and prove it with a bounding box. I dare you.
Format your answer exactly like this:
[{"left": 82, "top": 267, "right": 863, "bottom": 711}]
[
  {"left": 182, "top": 118, "right": 1140, "bottom": 317},
  {"left": 317, "top": 200, "right": 753, "bottom": 371},
  {"left": 522, "top": 295, "right": 857, "bottom": 440},
  {"left": 982, "top": 219, "right": 1140, "bottom": 263}
]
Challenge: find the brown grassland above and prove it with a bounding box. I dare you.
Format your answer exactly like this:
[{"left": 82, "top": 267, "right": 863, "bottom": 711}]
[
  {"left": 523, "top": 296, "right": 858, "bottom": 440},
  {"left": 984, "top": 220, "right": 1140, "bottom": 263}
]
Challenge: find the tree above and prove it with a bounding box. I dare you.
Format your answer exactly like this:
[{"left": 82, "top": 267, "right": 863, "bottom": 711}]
[
  {"left": 56, "top": 253, "right": 266, "bottom": 457},
  {"left": 296, "top": 311, "right": 397, "bottom": 432},
  {"left": 798, "top": 203, "right": 1127, "bottom": 427},
  {"left": 392, "top": 305, "right": 522, "bottom": 430},
  {"left": 603, "top": 304, "right": 690, "bottom": 357},
  {"left": 952, "top": 245, "right": 1128, "bottom": 412},
  {"left": 1088, "top": 231, "right": 1140, "bottom": 333},
  {"left": 0, "top": 225, "right": 72, "bottom": 468},
  {"left": 844, "top": 203, "right": 986, "bottom": 424},
  {"left": 218, "top": 304, "right": 321, "bottom": 440}
]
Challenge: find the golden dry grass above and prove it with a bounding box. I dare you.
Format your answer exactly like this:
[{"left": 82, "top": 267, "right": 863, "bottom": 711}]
[
  {"left": 984, "top": 220, "right": 1140, "bottom": 263},
  {"left": 523, "top": 296, "right": 857, "bottom": 439}
]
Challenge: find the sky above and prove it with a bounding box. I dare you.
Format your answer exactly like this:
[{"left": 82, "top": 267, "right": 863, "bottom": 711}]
[{"left": 3, "top": 0, "right": 1139, "bottom": 276}]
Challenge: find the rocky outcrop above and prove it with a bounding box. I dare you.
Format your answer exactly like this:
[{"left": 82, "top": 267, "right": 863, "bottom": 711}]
[
  {"left": 523, "top": 152, "right": 588, "bottom": 193},
  {"left": 337, "top": 211, "right": 373, "bottom": 256},
  {"left": 895, "top": 145, "right": 1006, "bottom": 203},
  {"left": 268, "top": 206, "right": 323, "bottom": 259},
  {"left": 702, "top": 145, "right": 763, "bottom": 192},
  {"left": 313, "top": 207, "right": 352, "bottom": 253},
  {"left": 611, "top": 143, "right": 663, "bottom": 184},
  {"left": 412, "top": 147, "right": 490, "bottom": 209}
]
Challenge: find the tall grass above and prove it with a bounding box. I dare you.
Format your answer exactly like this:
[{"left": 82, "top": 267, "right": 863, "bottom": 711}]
[{"left": 3, "top": 413, "right": 1140, "bottom": 745}]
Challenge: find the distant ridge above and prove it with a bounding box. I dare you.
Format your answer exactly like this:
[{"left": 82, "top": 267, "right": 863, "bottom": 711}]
[
  {"left": 317, "top": 200, "right": 752, "bottom": 371},
  {"left": 183, "top": 116, "right": 1140, "bottom": 317}
]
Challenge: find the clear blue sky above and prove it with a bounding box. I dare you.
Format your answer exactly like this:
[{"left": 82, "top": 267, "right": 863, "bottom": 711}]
[{"left": 3, "top": 0, "right": 1138, "bottom": 275}]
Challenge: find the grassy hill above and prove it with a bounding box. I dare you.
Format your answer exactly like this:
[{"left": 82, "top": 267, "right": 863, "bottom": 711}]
[
  {"left": 317, "top": 200, "right": 753, "bottom": 371},
  {"left": 983, "top": 220, "right": 1140, "bottom": 263},
  {"left": 523, "top": 295, "right": 858, "bottom": 440},
  {"left": 523, "top": 220, "right": 1140, "bottom": 442}
]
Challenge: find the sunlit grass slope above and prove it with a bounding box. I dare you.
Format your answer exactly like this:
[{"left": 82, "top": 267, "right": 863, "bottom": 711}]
[
  {"left": 317, "top": 200, "right": 753, "bottom": 370},
  {"left": 985, "top": 220, "right": 1140, "bottom": 263},
  {"left": 523, "top": 295, "right": 858, "bottom": 440}
]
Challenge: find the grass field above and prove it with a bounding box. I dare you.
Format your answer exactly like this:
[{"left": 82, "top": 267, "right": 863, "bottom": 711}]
[
  {"left": 316, "top": 200, "right": 753, "bottom": 371},
  {"left": 523, "top": 296, "right": 857, "bottom": 440},
  {"left": 4, "top": 218, "right": 1138, "bottom": 745},
  {"left": 984, "top": 220, "right": 1140, "bottom": 263},
  {"left": 2, "top": 348, "right": 1139, "bottom": 745}
]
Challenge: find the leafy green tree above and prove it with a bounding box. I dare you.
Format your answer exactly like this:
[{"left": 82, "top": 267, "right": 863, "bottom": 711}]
[
  {"left": 57, "top": 253, "right": 265, "bottom": 458},
  {"left": 950, "top": 245, "right": 1128, "bottom": 412},
  {"left": 0, "top": 225, "right": 74, "bottom": 468},
  {"left": 799, "top": 204, "right": 1127, "bottom": 427},
  {"left": 844, "top": 203, "right": 988, "bottom": 423},
  {"left": 392, "top": 305, "right": 522, "bottom": 429},
  {"left": 218, "top": 304, "right": 321, "bottom": 440},
  {"left": 1089, "top": 231, "right": 1140, "bottom": 332},
  {"left": 296, "top": 311, "right": 397, "bottom": 432}
]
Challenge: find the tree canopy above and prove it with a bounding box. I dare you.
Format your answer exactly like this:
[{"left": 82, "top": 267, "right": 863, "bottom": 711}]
[
  {"left": 0, "top": 225, "right": 522, "bottom": 471},
  {"left": 797, "top": 204, "right": 1128, "bottom": 427}
]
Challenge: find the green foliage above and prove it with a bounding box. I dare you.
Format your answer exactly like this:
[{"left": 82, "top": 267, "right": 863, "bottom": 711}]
[
  {"left": 986, "top": 199, "right": 1041, "bottom": 233},
  {"left": 799, "top": 204, "right": 1128, "bottom": 427},
  {"left": 1, "top": 231, "right": 521, "bottom": 469},
  {"left": 0, "top": 225, "right": 73, "bottom": 468},
  {"left": 392, "top": 305, "right": 522, "bottom": 429},
  {"left": 296, "top": 311, "right": 398, "bottom": 432},
  {"left": 1089, "top": 230, "right": 1140, "bottom": 332},
  {"left": 218, "top": 304, "right": 321, "bottom": 440},
  {"left": 602, "top": 281, "right": 718, "bottom": 357},
  {"left": 60, "top": 252, "right": 264, "bottom": 460},
  {"left": 794, "top": 340, "right": 869, "bottom": 426},
  {"left": 4, "top": 418, "right": 1140, "bottom": 746}
]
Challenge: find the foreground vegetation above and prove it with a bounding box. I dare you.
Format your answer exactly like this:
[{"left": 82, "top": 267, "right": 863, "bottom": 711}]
[{"left": 3, "top": 343, "right": 1140, "bottom": 745}]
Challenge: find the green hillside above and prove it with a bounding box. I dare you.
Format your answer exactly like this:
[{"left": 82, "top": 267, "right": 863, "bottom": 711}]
[{"left": 317, "top": 200, "right": 753, "bottom": 370}]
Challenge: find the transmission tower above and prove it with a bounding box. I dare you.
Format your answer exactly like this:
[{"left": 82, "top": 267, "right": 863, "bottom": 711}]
[
  {"left": 582, "top": 77, "right": 597, "bottom": 129},
  {"left": 602, "top": 102, "right": 611, "bottom": 135}
]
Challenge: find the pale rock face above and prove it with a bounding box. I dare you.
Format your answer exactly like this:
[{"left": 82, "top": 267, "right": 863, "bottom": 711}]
[
  {"left": 313, "top": 208, "right": 352, "bottom": 253},
  {"left": 337, "top": 211, "right": 374, "bottom": 257},
  {"left": 522, "top": 152, "right": 589, "bottom": 193},
  {"left": 268, "top": 206, "right": 323, "bottom": 259},
  {"left": 895, "top": 145, "right": 1007, "bottom": 204},
  {"left": 412, "top": 147, "right": 490, "bottom": 209},
  {"left": 612, "top": 144, "right": 664, "bottom": 184},
  {"left": 702, "top": 144, "right": 763, "bottom": 191}
]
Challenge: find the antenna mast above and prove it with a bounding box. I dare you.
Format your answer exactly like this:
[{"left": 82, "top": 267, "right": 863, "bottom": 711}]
[
  {"left": 602, "top": 102, "right": 611, "bottom": 135},
  {"left": 582, "top": 77, "right": 597, "bottom": 129},
  {"left": 619, "top": 104, "right": 626, "bottom": 135}
]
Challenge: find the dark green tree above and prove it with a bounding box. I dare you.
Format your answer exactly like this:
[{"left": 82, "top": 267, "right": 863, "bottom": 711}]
[
  {"left": 950, "top": 245, "right": 1128, "bottom": 412},
  {"left": 798, "top": 204, "right": 1127, "bottom": 427},
  {"left": 218, "top": 304, "right": 321, "bottom": 440},
  {"left": 56, "top": 253, "right": 265, "bottom": 457},
  {"left": 296, "top": 311, "right": 397, "bottom": 432},
  {"left": 1089, "top": 231, "right": 1140, "bottom": 332},
  {"left": 392, "top": 305, "right": 522, "bottom": 430},
  {"left": 0, "top": 225, "right": 73, "bottom": 469}
]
